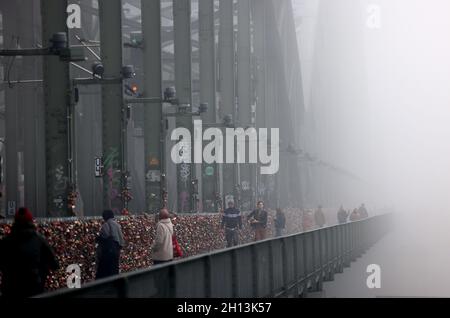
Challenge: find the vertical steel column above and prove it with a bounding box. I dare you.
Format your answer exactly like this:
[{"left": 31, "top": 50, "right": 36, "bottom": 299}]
[
  {"left": 142, "top": 0, "right": 163, "bottom": 213},
  {"left": 75, "top": 2, "right": 101, "bottom": 216},
  {"left": 199, "top": 0, "right": 219, "bottom": 212},
  {"left": 99, "top": 0, "right": 124, "bottom": 214},
  {"left": 251, "top": 0, "right": 266, "bottom": 204},
  {"left": 21, "top": 0, "right": 40, "bottom": 215},
  {"left": 35, "top": 0, "right": 46, "bottom": 216},
  {"left": 219, "top": 0, "right": 236, "bottom": 206},
  {"left": 41, "top": 0, "right": 71, "bottom": 216},
  {"left": 264, "top": 3, "right": 280, "bottom": 209},
  {"left": 237, "top": 0, "right": 254, "bottom": 211},
  {"left": 3, "top": 1, "right": 19, "bottom": 217},
  {"left": 174, "top": 0, "right": 194, "bottom": 213}
]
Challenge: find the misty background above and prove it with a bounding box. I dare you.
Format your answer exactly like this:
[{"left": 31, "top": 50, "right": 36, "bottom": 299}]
[{"left": 293, "top": 0, "right": 450, "bottom": 296}]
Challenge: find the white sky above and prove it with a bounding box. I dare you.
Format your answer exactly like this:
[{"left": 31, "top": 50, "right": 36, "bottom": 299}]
[{"left": 293, "top": 0, "right": 450, "bottom": 296}]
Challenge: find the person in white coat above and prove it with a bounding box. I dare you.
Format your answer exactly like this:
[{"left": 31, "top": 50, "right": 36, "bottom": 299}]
[{"left": 152, "top": 208, "right": 174, "bottom": 265}]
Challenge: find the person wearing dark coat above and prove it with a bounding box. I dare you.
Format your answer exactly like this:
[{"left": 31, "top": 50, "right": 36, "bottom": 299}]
[
  {"left": 274, "top": 208, "right": 286, "bottom": 237},
  {"left": 248, "top": 201, "right": 268, "bottom": 241},
  {"left": 337, "top": 205, "right": 349, "bottom": 224},
  {"left": 358, "top": 204, "right": 369, "bottom": 219},
  {"left": 95, "top": 210, "right": 125, "bottom": 279},
  {"left": 0, "top": 208, "right": 59, "bottom": 298},
  {"left": 221, "top": 201, "right": 242, "bottom": 248}
]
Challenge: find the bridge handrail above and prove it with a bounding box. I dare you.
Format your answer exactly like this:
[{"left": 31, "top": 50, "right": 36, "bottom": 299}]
[{"left": 38, "top": 214, "right": 393, "bottom": 298}]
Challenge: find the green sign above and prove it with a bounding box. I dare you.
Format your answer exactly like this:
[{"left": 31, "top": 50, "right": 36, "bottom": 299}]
[{"left": 205, "top": 166, "right": 214, "bottom": 176}]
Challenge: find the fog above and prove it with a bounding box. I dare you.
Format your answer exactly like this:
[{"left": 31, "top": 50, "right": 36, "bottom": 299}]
[{"left": 294, "top": 0, "right": 450, "bottom": 296}]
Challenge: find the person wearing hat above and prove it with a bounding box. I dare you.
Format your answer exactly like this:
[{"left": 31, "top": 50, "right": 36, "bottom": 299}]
[
  {"left": 0, "top": 207, "right": 59, "bottom": 297},
  {"left": 221, "top": 201, "right": 242, "bottom": 247}
]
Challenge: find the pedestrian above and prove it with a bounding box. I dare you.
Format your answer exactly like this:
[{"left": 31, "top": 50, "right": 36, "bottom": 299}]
[
  {"left": 314, "top": 205, "right": 326, "bottom": 228},
  {"left": 0, "top": 207, "right": 59, "bottom": 297},
  {"left": 95, "top": 210, "right": 125, "bottom": 279},
  {"left": 349, "top": 208, "right": 360, "bottom": 222},
  {"left": 248, "top": 201, "right": 268, "bottom": 241},
  {"left": 221, "top": 201, "right": 242, "bottom": 247},
  {"left": 337, "top": 205, "right": 348, "bottom": 224},
  {"left": 274, "top": 208, "right": 286, "bottom": 237},
  {"left": 152, "top": 208, "right": 174, "bottom": 265},
  {"left": 358, "top": 204, "right": 369, "bottom": 219},
  {"left": 302, "top": 209, "right": 314, "bottom": 231}
]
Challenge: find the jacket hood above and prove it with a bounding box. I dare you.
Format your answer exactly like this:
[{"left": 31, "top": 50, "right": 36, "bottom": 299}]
[
  {"left": 158, "top": 218, "right": 174, "bottom": 233},
  {"left": 9, "top": 222, "right": 37, "bottom": 240}
]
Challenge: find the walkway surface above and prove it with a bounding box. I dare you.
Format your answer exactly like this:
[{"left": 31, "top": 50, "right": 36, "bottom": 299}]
[{"left": 322, "top": 217, "right": 450, "bottom": 297}]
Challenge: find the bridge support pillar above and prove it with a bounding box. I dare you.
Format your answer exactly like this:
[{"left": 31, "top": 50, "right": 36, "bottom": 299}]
[
  {"left": 174, "top": 0, "right": 194, "bottom": 212},
  {"left": 99, "top": 0, "right": 125, "bottom": 213}
]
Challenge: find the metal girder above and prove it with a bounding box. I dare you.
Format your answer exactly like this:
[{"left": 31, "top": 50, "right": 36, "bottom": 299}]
[
  {"left": 142, "top": 0, "right": 163, "bottom": 213},
  {"left": 174, "top": 0, "right": 194, "bottom": 213},
  {"left": 3, "top": 1, "right": 19, "bottom": 217},
  {"left": 269, "top": 0, "right": 306, "bottom": 208},
  {"left": 251, "top": 0, "right": 267, "bottom": 204},
  {"left": 237, "top": 0, "right": 255, "bottom": 211},
  {"left": 99, "top": 0, "right": 125, "bottom": 214},
  {"left": 41, "top": 0, "right": 71, "bottom": 216},
  {"left": 219, "top": 0, "right": 236, "bottom": 207},
  {"left": 21, "top": 1, "right": 42, "bottom": 216},
  {"left": 199, "top": 0, "right": 219, "bottom": 212},
  {"left": 261, "top": 0, "right": 279, "bottom": 209}
]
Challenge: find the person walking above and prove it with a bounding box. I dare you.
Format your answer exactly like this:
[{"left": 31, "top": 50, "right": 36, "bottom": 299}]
[
  {"left": 349, "top": 208, "right": 360, "bottom": 222},
  {"left": 0, "top": 208, "right": 59, "bottom": 297},
  {"left": 221, "top": 201, "right": 242, "bottom": 247},
  {"left": 302, "top": 209, "right": 314, "bottom": 231},
  {"left": 95, "top": 210, "right": 125, "bottom": 279},
  {"left": 337, "top": 205, "right": 348, "bottom": 224},
  {"left": 358, "top": 204, "right": 369, "bottom": 219},
  {"left": 314, "top": 205, "right": 326, "bottom": 228},
  {"left": 274, "top": 208, "right": 286, "bottom": 237},
  {"left": 248, "top": 201, "right": 268, "bottom": 241}
]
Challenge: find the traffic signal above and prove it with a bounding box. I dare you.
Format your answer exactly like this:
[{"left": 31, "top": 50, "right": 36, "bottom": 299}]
[
  {"left": 191, "top": 179, "right": 199, "bottom": 195},
  {"left": 124, "top": 83, "right": 139, "bottom": 96}
]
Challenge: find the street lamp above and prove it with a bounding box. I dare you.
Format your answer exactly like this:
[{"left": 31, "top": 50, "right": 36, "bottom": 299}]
[
  {"left": 0, "top": 32, "right": 87, "bottom": 63},
  {"left": 91, "top": 62, "right": 104, "bottom": 78},
  {"left": 121, "top": 65, "right": 136, "bottom": 79}
]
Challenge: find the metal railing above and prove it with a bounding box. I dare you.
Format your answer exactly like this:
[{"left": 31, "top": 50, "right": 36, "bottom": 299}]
[{"left": 39, "top": 214, "right": 392, "bottom": 298}]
